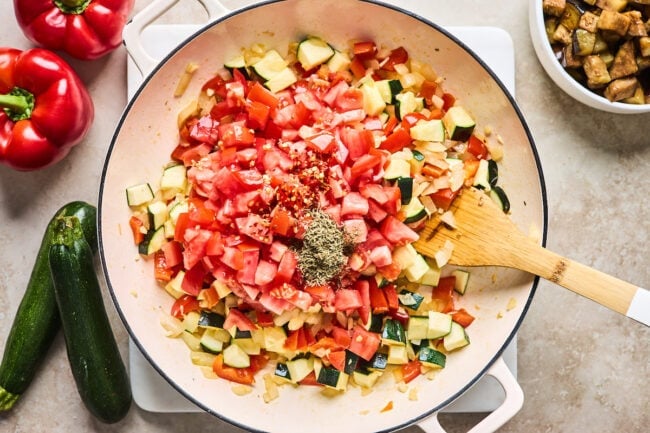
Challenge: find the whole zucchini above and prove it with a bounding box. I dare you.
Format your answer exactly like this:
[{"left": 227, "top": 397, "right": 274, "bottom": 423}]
[
  {"left": 0, "top": 201, "right": 97, "bottom": 411},
  {"left": 49, "top": 216, "right": 132, "bottom": 423}
]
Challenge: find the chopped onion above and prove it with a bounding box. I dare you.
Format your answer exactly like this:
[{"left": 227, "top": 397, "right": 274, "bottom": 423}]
[
  {"left": 160, "top": 313, "right": 184, "bottom": 338},
  {"left": 434, "top": 240, "right": 454, "bottom": 268}
]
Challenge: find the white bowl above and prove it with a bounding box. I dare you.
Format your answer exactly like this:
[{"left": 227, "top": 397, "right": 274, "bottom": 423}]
[{"left": 528, "top": 0, "right": 650, "bottom": 114}]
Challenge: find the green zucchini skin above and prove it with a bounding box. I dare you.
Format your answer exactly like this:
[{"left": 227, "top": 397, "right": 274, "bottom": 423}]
[
  {"left": 0, "top": 202, "right": 97, "bottom": 411},
  {"left": 49, "top": 217, "right": 131, "bottom": 424}
]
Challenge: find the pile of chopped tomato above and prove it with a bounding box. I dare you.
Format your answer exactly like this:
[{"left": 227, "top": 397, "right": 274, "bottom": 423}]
[{"left": 132, "top": 38, "right": 482, "bottom": 389}]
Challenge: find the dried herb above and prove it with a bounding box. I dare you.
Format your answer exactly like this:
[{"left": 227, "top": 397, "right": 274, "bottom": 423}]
[{"left": 296, "top": 210, "right": 351, "bottom": 286}]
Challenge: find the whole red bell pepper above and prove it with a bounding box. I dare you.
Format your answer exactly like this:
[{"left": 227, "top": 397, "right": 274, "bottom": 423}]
[
  {"left": 13, "top": 0, "right": 135, "bottom": 60},
  {"left": 0, "top": 47, "right": 94, "bottom": 171}
]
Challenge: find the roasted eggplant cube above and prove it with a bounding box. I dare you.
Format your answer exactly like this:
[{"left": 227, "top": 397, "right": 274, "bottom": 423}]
[
  {"left": 597, "top": 10, "right": 632, "bottom": 37},
  {"left": 543, "top": 0, "right": 567, "bottom": 17},
  {"left": 596, "top": 0, "right": 630, "bottom": 12},
  {"left": 573, "top": 29, "right": 596, "bottom": 56},
  {"left": 604, "top": 77, "right": 639, "bottom": 101},
  {"left": 609, "top": 40, "right": 639, "bottom": 79},
  {"left": 583, "top": 55, "right": 612, "bottom": 88},
  {"left": 624, "top": 11, "right": 647, "bottom": 37},
  {"left": 559, "top": 2, "right": 582, "bottom": 30},
  {"left": 578, "top": 11, "right": 600, "bottom": 33},
  {"left": 553, "top": 23, "right": 574, "bottom": 45},
  {"left": 638, "top": 36, "right": 650, "bottom": 58}
]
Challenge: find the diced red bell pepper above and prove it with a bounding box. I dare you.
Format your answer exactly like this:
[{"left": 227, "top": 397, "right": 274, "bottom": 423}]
[
  {"left": 223, "top": 308, "right": 258, "bottom": 331},
  {"left": 154, "top": 250, "right": 174, "bottom": 282},
  {"left": 129, "top": 216, "right": 145, "bottom": 245},
  {"left": 429, "top": 188, "right": 460, "bottom": 211},
  {"left": 212, "top": 354, "right": 255, "bottom": 385},
  {"left": 170, "top": 294, "right": 201, "bottom": 319},
  {"left": 401, "top": 360, "right": 422, "bottom": 384},
  {"left": 432, "top": 276, "right": 456, "bottom": 313},
  {"left": 451, "top": 308, "right": 475, "bottom": 328}
]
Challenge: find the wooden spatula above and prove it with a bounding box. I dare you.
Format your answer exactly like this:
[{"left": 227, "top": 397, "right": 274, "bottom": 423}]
[{"left": 413, "top": 187, "right": 649, "bottom": 326}]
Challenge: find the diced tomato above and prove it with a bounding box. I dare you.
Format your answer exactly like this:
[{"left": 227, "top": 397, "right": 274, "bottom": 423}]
[
  {"left": 255, "top": 310, "right": 275, "bottom": 327},
  {"left": 236, "top": 214, "right": 272, "bottom": 244},
  {"left": 212, "top": 354, "right": 255, "bottom": 385},
  {"left": 188, "top": 198, "right": 216, "bottom": 226},
  {"left": 467, "top": 134, "right": 489, "bottom": 160},
  {"left": 246, "top": 100, "right": 270, "bottom": 129},
  {"left": 429, "top": 188, "right": 460, "bottom": 211},
  {"left": 275, "top": 250, "right": 297, "bottom": 283},
  {"left": 183, "top": 227, "right": 212, "bottom": 270},
  {"left": 174, "top": 212, "right": 190, "bottom": 243},
  {"left": 189, "top": 115, "right": 220, "bottom": 144},
  {"left": 237, "top": 249, "right": 260, "bottom": 285},
  {"left": 432, "top": 276, "right": 456, "bottom": 313},
  {"left": 353, "top": 41, "right": 377, "bottom": 60},
  {"left": 442, "top": 92, "right": 456, "bottom": 110},
  {"left": 341, "top": 192, "right": 369, "bottom": 216},
  {"left": 335, "top": 88, "right": 364, "bottom": 111},
  {"left": 419, "top": 79, "right": 438, "bottom": 102},
  {"left": 452, "top": 308, "right": 475, "bottom": 328},
  {"left": 220, "top": 246, "right": 245, "bottom": 270},
  {"left": 340, "top": 127, "right": 374, "bottom": 161},
  {"left": 254, "top": 259, "right": 277, "bottom": 286},
  {"left": 369, "top": 245, "right": 392, "bottom": 267},
  {"left": 328, "top": 350, "right": 347, "bottom": 372},
  {"left": 181, "top": 262, "right": 207, "bottom": 296},
  {"left": 334, "top": 288, "right": 364, "bottom": 311},
  {"left": 348, "top": 325, "right": 381, "bottom": 361},
  {"left": 170, "top": 294, "right": 201, "bottom": 319},
  {"left": 223, "top": 308, "right": 258, "bottom": 331},
  {"left": 380, "top": 216, "right": 419, "bottom": 246},
  {"left": 330, "top": 326, "right": 352, "bottom": 348},
  {"left": 161, "top": 240, "right": 183, "bottom": 268},
  {"left": 349, "top": 57, "right": 366, "bottom": 79},
  {"left": 219, "top": 122, "right": 256, "bottom": 148},
  {"left": 298, "top": 371, "right": 322, "bottom": 386},
  {"left": 350, "top": 153, "right": 383, "bottom": 178},
  {"left": 401, "top": 360, "right": 422, "bottom": 384},
  {"left": 205, "top": 232, "right": 224, "bottom": 257}
]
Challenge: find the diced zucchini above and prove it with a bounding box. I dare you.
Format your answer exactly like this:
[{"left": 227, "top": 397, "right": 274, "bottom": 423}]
[
  {"left": 317, "top": 366, "right": 348, "bottom": 390},
  {"left": 396, "top": 177, "right": 413, "bottom": 204},
  {"left": 138, "top": 226, "right": 166, "bottom": 255},
  {"left": 452, "top": 269, "right": 470, "bottom": 295},
  {"left": 363, "top": 313, "right": 384, "bottom": 333},
  {"left": 181, "top": 331, "right": 201, "bottom": 351},
  {"left": 358, "top": 351, "right": 388, "bottom": 371},
  {"left": 160, "top": 163, "right": 187, "bottom": 191},
  {"left": 427, "top": 312, "right": 452, "bottom": 339},
  {"left": 223, "top": 343, "right": 250, "bottom": 368},
  {"left": 420, "top": 259, "right": 442, "bottom": 286},
  {"left": 473, "top": 159, "right": 491, "bottom": 191},
  {"left": 489, "top": 185, "right": 510, "bottom": 213},
  {"left": 442, "top": 106, "right": 476, "bottom": 141},
  {"left": 404, "top": 253, "right": 430, "bottom": 283},
  {"left": 224, "top": 54, "right": 249, "bottom": 78},
  {"left": 342, "top": 351, "right": 360, "bottom": 374},
  {"left": 297, "top": 37, "right": 335, "bottom": 70},
  {"left": 252, "top": 49, "right": 288, "bottom": 80},
  {"left": 274, "top": 363, "right": 292, "bottom": 381},
  {"left": 286, "top": 356, "right": 314, "bottom": 383},
  {"left": 402, "top": 197, "right": 426, "bottom": 224},
  {"left": 383, "top": 157, "right": 411, "bottom": 180},
  {"left": 394, "top": 91, "right": 423, "bottom": 120},
  {"left": 197, "top": 311, "right": 226, "bottom": 329},
  {"left": 398, "top": 289, "right": 425, "bottom": 310},
  {"left": 406, "top": 315, "right": 429, "bottom": 341},
  {"left": 418, "top": 346, "right": 446, "bottom": 369},
  {"left": 263, "top": 326, "right": 287, "bottom": 353},
  {"left": 410, "top": 119, "right": 445, "bottom": 142},
  {"left": 126, "top": 183, "right": 154, "bottom": 206},
  {"left": 168, "top": 200, "right": 188, "bottom": 224},
  {"left": 182, "top": 311, "right": 201, "bottom": 333},
  {"left": 147, "top": 200, "right": 168, "bottom": 230},
  {"left": 381, "top": 319, "right": 406, "bottom": 346},
  {"left": 164, "top": 270, "right": 185, "bottom": 299},
  {"left": 360, "top": 80, "right": 386, "bottom": 116},
  {"left": 265, "top": 67, "right": 298, "bottom": 93},
  {"left": 232, "top": 330, "right": 261, "bottom": 355},
  {"left": 326, "top": 50, "right": 351, "bottom": 73},
  {"left": 200, "top": 329, "right": 226, "bottom": 354},
  {"left": 488, "top": 159, "right": 499, "bottom": 187},
  {"left": 443, "top": 322, "right": 470, "bottom": 351},
  {"left": 352, "top": 369, "right": 383, "bottom": 388},
  {"left": 376, "top": 79, "right": 403, "bottom": 104},
  {"left": 386, "top": 344, "right": 409, "bottom": 364}
]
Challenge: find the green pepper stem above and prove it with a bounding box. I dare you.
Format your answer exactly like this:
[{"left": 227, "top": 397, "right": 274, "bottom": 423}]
[
  {"left": 0, "top": 94, "right": 29, "bottom": 114},
  {"left": 54, "top": 0, "right": 91, "bottom": 14}
]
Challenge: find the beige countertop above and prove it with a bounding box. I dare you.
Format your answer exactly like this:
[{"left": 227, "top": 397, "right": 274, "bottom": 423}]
[{"left": 0, "top": 0, "right": 648, "bottom": 432}]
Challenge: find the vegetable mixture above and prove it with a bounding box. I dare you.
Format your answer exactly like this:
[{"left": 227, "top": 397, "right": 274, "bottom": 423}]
[{"left": 126, "top": 37, "right": 506, "bottom": 395}]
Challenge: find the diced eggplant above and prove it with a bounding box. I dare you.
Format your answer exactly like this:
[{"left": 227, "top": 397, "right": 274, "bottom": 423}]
[
  {"left": 609, "top": 40, "right": 639, "bottom": 79},
  {"left": 563, "top": 44, "right": 585, "bottom": 68},
  {"left": 560, "top": 2, "right": 582, "bottom": 30},
  {"left": 553, "top": 23, "right": 574, "bottom": 45},
  {"left": 638, "top": 36, "right": 650, "bottom": 57},
  {"left": 604, "top": 76, "right": 640, "bottom": 100},
  {"left": 573, "top": 28, "right": 597, "bottom": 55},
  {"left": 578, "top": 11, "right": 600, "bottom": 33},
  {"left": 543, "top": 0, "right": 567, "bottom": 17},
  {"left": 596, "top": 0, "right": 630, "bottom": 11},
  {"left": 583, "top": 54, "right": 613, "bottom": 87},
  {"left": 597, "top": 10, "right": 632, "bottom": 36}
]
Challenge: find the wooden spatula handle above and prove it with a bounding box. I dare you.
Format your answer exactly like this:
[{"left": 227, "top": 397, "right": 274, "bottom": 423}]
[{"left": 517, "top": 244, "right": 649, "bottom": 326}]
